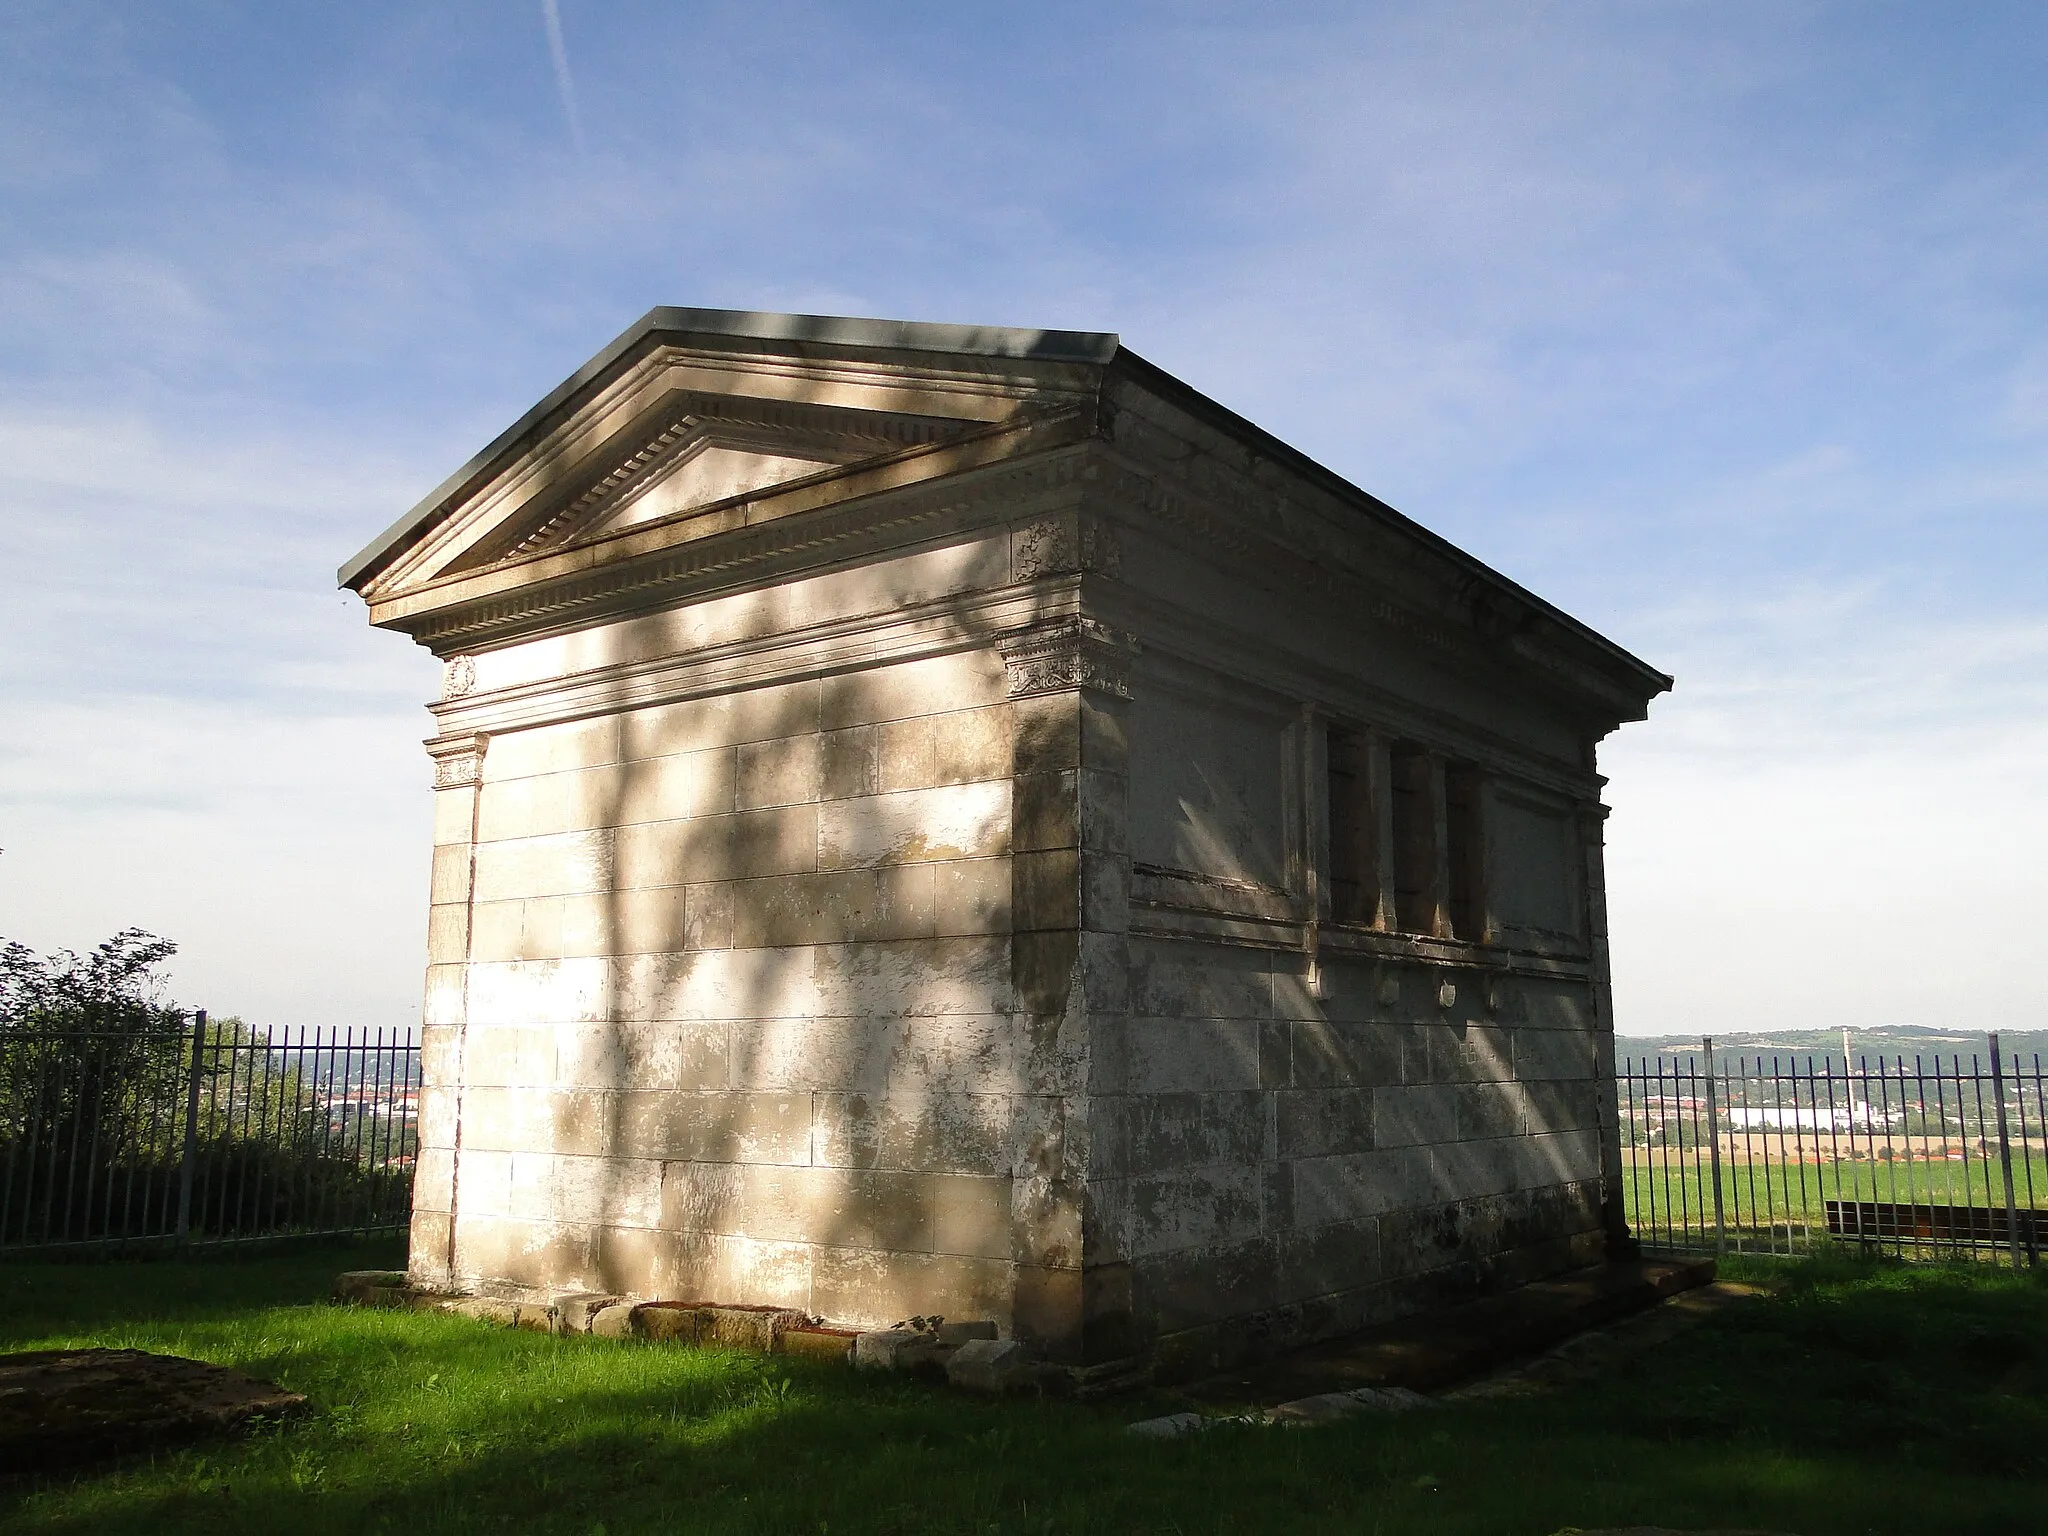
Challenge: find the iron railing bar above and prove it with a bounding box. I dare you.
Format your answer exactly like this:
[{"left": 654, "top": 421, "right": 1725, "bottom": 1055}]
[
  {"left": 1884, "top": 1056, "right": 1900, "bottom": 1261},
  {"left": 2023, "top": 1054, "right": 2042, "bottom": 1264},
  {"left": 1965, "top": 1052, "right": 1987, "bottom": 1254},
  {"left": 1990, "top": 1034, "right": 2021, "bottom": 1269},
  {"left": 1901, "top": 1055, "right": 1922, "bottom": 1250}
]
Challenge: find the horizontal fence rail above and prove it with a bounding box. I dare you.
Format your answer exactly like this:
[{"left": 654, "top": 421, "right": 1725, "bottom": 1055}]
[
  {"left": 0, "top": 1011, "right": 419, "bottom": 1254},
  {"left": 1621, "top": 1033, "right": 2044, "bottom": 1266}
]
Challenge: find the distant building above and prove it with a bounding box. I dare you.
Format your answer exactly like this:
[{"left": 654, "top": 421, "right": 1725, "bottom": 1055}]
[{"left": 341, "top": 309, "right": 1669, "bottom": 1375}]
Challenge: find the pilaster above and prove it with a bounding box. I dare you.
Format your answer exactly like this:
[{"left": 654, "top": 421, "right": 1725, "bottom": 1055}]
[
  {"left": 1579, "top": 796, "right": 1631, "bottom": 1253},
  {"left": 998, "top": 615, "right": 1135, "bottom": 1361},
  {"left": 414, "top": 727, "right": 488, "bottom": 1290}
]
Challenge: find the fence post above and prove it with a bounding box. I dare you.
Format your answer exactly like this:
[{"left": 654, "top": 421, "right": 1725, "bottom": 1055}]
[
  {"left": 1990, "top": 1032, "right": 2023, "bottom": 1269},
  {"left": 1704, "top": 1036, "right": 1726, "bottom": 1257},
  {"left": 173, "top": 1010, "right": 207, "bottom": 1246}
]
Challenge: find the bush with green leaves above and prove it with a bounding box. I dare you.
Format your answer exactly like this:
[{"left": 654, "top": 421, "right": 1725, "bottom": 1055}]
[{"left": 1, "top": 931, "right": 410, "bottom": 1242}]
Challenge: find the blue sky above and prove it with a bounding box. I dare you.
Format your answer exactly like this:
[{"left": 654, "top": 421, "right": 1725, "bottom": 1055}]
[{"left": 2, "top": 1, "right": 2043, "bottom": 1034}]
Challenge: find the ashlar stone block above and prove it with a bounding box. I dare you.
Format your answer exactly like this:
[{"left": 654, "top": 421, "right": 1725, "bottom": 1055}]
[{"left": 818, "top": 781, "right": 1010, "bottom": 870}]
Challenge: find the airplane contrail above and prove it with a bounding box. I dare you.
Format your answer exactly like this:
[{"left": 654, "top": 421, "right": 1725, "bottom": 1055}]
[{"left": 542, "top": 0, "right": 586, "bottom": 152}]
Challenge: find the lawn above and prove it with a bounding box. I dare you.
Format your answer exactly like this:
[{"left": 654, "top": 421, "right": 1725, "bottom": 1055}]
[
  {"left": 1626, "top": 1154, "right": 2048, "bottom": 1255},
  {"left": 2, "top": 1241, "right": 2044, "bottom": 1535}
]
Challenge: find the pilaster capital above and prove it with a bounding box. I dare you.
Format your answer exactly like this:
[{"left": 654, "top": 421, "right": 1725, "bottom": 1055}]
[
  {"left": 997, "top": 618, "right": 1139, "bottom": 700},
  {"left": 426, "top": 732, "right": 490, "bottom": 790}
]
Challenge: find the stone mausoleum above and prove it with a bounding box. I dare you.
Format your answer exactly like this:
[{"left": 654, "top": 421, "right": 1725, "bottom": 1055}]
[{"left": 342, "top": 308, "right": 1669, "bottom": 1374}]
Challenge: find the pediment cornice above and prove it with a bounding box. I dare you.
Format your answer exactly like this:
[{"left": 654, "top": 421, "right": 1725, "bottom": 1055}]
[{"left": 371, "top": 420, "right": 1097, "bottom": 653}]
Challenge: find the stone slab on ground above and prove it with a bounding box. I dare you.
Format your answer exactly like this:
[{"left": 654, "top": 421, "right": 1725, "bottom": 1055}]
[
  {"left": 332, "top": 1270, "right": 412, "bottom": 1307},
  {"left": 779, "top": 1326, "right": 858, "bottom": 1364},
  {"left": 944, "top": 1337, "right": 1032, "bottom": 1394},
  {"left": 0, "top": 1348, "right": 307, "bottom": 1475},
  {"left": 853, "top": 1330, "right": 943, "bottom": 1372},
  {"left": 1185, "top": 1257, "right": 1715, "bottom": 1410},
  {"left": 1124, "top": 1411, "right": 1208, "bottom": 1439},
  {"left": 589, "top": 1303, "right": 638, "bottom": 1338},
  {"left": 1268, "top": 1385, "right": 1434, "bottom": 1424},
  {"left": 1445, "top": 1280, "right": 1770, "bottom": 1402},
  {"left": 552, "top": 1292, "right": 624, "bottom": 1334}
]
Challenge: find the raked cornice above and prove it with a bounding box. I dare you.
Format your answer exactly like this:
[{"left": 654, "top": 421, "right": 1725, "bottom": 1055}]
[
  {"left": 377, "top": 427, "right": 1098, "bottom": 653},
  {"left": 1078, "top": 444, "right": 1658, "bottom": 730}
]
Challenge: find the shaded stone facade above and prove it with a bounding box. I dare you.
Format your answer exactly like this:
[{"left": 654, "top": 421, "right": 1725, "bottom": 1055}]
[{"left": 342, "top": 308, "right": 1669, "bottom": 1374}]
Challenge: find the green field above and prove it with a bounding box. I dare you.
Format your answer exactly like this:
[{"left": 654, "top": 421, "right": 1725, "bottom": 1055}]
[
  {"left": 3, "top": 1241, "right": 2047, "bottom": 1534},
  {"left": 1626, "top": 1153, "right": 2048, "bottom": 1255}
]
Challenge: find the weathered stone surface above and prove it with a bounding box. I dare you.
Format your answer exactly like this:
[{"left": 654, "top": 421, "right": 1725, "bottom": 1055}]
[
  {"left": 934, "top": 1319, "right": 998, "bottom": 1348},
  {"left": 851, "top": 1329, "right": 940, "bottom": 1372},
  {"left": 632, "top": 1302, "right": 707, "bottom": 1343},
  {"left": 1269, "top": 1385, "right": 1433, "bottom": 1424},
  {"left": 440, "top": 1296, "right": 525, "bottom": 1326},
  {"left": 0, "top": 1349, "right": 307, "bottom": 1471},
  {"left": 944, "top": 1337, "right": 1033, "bottom": 1393},
  {"left": 347, "top": 309, "right": 1666, "bottom": 1380},
  {"left": 778, "top": 1326, "right": 857, "bottom": 1364},
  {"left": 1124, "top": 1411, "right": 1208, "bottom": 1439},
  {"left": 332, "top": 1270, "right": 410, "bottom": 1306},
  {"left": 589, "top": 1302, "right": 638, "bottom": 1338},
  {"left": 552, "top": 1291, "right": 625, "bottom": 1333},
  {"left": 702, "top": 1304, "right": 805, "bottom": 1352}
]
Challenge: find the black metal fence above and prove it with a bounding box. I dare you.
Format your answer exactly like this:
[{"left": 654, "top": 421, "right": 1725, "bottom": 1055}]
[
  {"left": 1621, "top": 1033, "right": 2045, "bottom": 1266},
  {"left": 0, "top": 1011, "right": 419, "bottom": 1253}
]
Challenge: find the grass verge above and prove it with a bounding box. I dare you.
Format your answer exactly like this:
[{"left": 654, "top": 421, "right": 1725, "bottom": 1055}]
[{"left": 1, "top": 1242, "right": 2043, "bottom": 1534}]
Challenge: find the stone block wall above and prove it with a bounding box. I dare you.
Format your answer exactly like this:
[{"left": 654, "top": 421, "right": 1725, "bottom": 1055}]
[
  {"left": 356, "top": 311, "right": 1665, "bottom": 1380},
  {"left": 1091, "top": 939, "right": 1611, "bottom": 1374},
  {"left": 412, "top": 645, "right": 1067, "bottom": 1333}
]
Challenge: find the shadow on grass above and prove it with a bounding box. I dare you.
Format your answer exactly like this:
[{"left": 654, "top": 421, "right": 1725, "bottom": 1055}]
[{"left": 2, "top": 1245, "right": 2045, "bottom": 1536}]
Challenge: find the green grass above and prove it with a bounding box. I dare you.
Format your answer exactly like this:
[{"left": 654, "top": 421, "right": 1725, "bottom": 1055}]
[
  {"left": 3, "top": 1242, "right": 2046, "bottom": 1534},
  {"left": 1627, "top": 1155, "right": 2048, "bottom": 1254}
]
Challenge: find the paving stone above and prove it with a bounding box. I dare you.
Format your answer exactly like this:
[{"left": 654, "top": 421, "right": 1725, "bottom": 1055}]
[
  {"left": 442, "top": 1297, "right": 524, "bottom": 1327},
  {"left": 552, "top": 1292, "right": 625, "bottom": 1334},
  {"left": 1269, "top": 1391, "right": 1368, "bottom": 1424},
  {"left": 589, "top": 1303, "right": 638, "bottom": 1339},
  {"left": 702, "top": 1305, "right": 794, "bottom": 1352},
  {"left": 1271, "top": 1384, "right": 1437, "bottom": 1424},
  {"left": 945, "top": 1337, "right": 1033, "bottom": 1393},
  {"left": 853, "top": 1330, "right": 941, "bottom": 1372},
  {"left": 779, "top": 1327, "right": 858, "bottom": 1364},
  {"left": 1124, "top": 1411, "right": 1209, "bottom": 1439},
  {"left": 1355, "top": 1385, "right": 1433, "bottom": 1410},
  {"left": 633, "top": 1303, "right": 707, "bottom": 1343},
  {"left": 332, "top": 1270, "right": 410, "bottom": 1305},
  {"left": 0, "top": 1348, "right": 308, "bottom": 1471}
]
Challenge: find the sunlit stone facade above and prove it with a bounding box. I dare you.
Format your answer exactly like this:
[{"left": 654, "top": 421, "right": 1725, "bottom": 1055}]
[{"left": 342, "top": 308, "right": 1668, "bottom": 1372}]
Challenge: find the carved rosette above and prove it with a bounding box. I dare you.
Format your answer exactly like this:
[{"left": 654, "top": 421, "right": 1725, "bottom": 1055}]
[
  {"left": 997, "top": 619, "right": 1138, "bottom": 700},
  {"left": 427, "top": 733, "right": 489, "bottom": 790},
  {"left": 441, "top": 655, "right": 477, "bottom": 701}
]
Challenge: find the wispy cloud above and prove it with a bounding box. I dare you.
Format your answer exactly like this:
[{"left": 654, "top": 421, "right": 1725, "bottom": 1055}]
[
  {"left": 0, "top": 2, "right": 2041, "bottom": 1031},
  {"left": 542, "top": 0, "right": 586, "bottom": 154}
]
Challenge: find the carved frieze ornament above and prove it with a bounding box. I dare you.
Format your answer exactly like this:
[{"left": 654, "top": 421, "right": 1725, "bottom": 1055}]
[
  {"left": 1011, "top": 512, "right": 1122, "bottom": 582},
  {"left": 441, "top": 655, "right": 477, "bottom": 700},
  {"left": 426, "top": 733, "right": 489, "bottom": 790},
  {"left": 997, "top": 618, "right": 1138, "bottom": 700}
]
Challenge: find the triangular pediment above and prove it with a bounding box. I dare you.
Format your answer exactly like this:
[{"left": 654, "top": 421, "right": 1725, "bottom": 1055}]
[
  {"left": 342, "top": 308, "right": 1122, "bottom": 630},
  {"left": 435, "top": 388, "right": 973, "bottom": 577}
]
